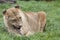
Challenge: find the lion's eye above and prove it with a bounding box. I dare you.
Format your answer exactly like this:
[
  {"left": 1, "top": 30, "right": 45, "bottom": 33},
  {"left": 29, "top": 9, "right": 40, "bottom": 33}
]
[
  {"left": 11, "top": 18, "right": 16, "bottom": 22},
  {"left": 12, "top": 19, "right": 16, "bottom": 21},
  {"left": 19, "top": 17, "right": 22, "bottom": 21}
]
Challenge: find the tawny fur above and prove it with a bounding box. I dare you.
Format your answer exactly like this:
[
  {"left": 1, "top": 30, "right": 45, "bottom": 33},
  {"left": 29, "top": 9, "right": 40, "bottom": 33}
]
[{"left": 3, "top": 6, "right": 46, "bottom": 36}]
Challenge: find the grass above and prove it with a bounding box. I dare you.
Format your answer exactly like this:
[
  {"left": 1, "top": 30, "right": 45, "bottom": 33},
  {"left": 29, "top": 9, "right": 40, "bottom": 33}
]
[{"left": 0, "top": 1, "right": 60, "bottom": 40}]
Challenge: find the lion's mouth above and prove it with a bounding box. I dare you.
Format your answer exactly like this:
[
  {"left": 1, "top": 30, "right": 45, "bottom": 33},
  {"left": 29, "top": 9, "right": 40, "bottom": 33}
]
[{"left": 12, "top": 25, "right": 22, "bottom": 29}]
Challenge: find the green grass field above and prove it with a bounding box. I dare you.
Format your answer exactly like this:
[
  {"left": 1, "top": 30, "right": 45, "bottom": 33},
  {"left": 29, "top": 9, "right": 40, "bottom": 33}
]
[{"left": 0, "top": 1, "right": 60, "bottom": 40}]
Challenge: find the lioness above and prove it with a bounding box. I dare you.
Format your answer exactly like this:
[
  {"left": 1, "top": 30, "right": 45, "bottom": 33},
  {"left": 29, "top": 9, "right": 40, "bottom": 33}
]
[{"left": 3, "top": 5, "right": 46, "bottom": 36}]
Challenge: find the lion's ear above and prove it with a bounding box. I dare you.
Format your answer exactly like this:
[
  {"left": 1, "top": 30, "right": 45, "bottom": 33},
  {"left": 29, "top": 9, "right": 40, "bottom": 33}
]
[
  {"left": 15, "top": 5, "right": 20, "bottom": 8},
  {"left": 3, "top": 9, "right": 6, "bottom": 15}
]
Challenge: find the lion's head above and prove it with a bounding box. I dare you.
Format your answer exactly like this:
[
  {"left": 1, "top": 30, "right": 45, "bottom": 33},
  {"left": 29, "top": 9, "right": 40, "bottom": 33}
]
[{"left": 3, "top": 5, "right": 23, "bottom": 30}]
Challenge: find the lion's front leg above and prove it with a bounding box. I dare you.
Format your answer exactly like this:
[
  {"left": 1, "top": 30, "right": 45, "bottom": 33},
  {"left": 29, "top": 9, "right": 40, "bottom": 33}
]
[{"left": 25, "top": 31, "right": 34, "bottom": 36}]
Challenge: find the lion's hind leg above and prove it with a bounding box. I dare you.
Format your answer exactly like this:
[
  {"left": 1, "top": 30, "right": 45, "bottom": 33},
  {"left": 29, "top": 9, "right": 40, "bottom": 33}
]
[{"left": 38, "top": 11, "right": 46, "bottom": 32}]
